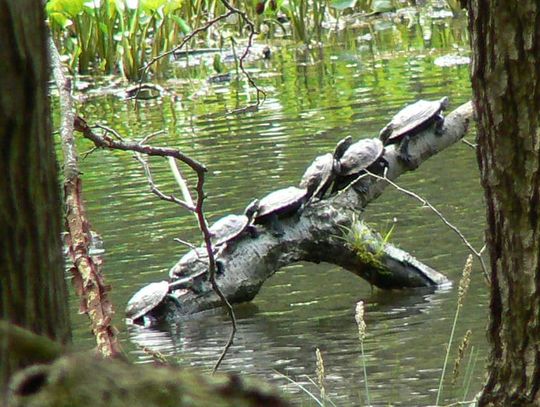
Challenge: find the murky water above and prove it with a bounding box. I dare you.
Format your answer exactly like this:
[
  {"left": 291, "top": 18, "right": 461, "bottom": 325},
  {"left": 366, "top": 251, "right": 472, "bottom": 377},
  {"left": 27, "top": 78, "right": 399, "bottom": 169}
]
[{"left": 62, "top": 11, "right": 487, "bottom": 406}]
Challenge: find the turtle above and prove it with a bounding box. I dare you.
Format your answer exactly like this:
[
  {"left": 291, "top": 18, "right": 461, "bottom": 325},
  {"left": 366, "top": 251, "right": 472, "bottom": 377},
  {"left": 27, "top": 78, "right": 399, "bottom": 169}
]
[
  {"left": 168, "top": 245, "right": 229, "bottom": 279},
  {"left": 209, "top": 199, "right": 260, "bottom": 247},
  {"left": 168, "top": 200, "right": 260, "bottom": 280},
  {"left": 126, "top": 270, "right": 206, "bottom": 325},
  {"left": 299, "top": 153, "right": 334, "bottom": 204},
  {"left": 299, "top": 136, "right": 355, "bottom": 206},
  {"left": 332, "top": 137, "right": 386, "bottom": 194},
  {"left": 168, "top": 247, "right": 208, "bottom": 279},
  {"left": 379, "top": 97, "right": 449, "bottom": 167},
  {"left": 254, "top": 186, "right": 308, "bottom": 236}
]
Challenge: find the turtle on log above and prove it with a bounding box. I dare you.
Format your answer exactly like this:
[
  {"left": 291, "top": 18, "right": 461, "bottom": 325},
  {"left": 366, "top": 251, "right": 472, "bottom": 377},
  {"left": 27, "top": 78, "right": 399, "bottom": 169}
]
[
  {"left": 299, "top": 136, "right": 355, "bottom": 206},
  {"left": 168, "top": 200, "right": 260, "bottom": 280},
  {"left": 332, "top": 137, "right": 386, "bottom": 194},
  {"left": 254, "top": 186, "right": 308, "bottom": 236},
  {"left": 209, "top": 199, "right": 260, "bottom": 247},
  {"left": 126, "top": 270, "right": 206, "bottom": 325},
  {"left": 379, "top": 97, "right": 449, "bottom": 167}
]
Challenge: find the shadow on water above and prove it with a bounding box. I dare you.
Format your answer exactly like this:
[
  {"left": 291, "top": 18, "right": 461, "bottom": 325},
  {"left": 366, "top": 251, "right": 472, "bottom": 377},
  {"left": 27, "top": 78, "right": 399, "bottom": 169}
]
[{"left": 62, "top": 9, "right": 487, "bottom": 406}]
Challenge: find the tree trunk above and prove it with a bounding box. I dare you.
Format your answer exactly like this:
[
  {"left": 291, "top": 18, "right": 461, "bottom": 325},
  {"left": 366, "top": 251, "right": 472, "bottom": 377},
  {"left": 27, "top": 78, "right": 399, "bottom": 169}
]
[
  {"left": 466, "top": 2, "right": 540, "bottom": 405},
  {"left": 0, "top": 0, "right": 71, "bottom": 396}
]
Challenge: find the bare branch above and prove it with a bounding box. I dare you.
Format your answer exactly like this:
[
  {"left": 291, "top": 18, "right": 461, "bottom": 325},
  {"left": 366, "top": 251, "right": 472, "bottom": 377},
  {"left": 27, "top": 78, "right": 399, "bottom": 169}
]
[
  {"left": 367, "top": 170, "right": 490, "bottom": 283},
  {"left": 133, "top": 153, "right": 196, "bottom": 212},
  {"left": 49, "top": 36, "right": 122, "bottom": 358},
  {"left": 74, "top": 116, "right": 206, "bottom": 173},
  {"left": 220, "top": 0, "right": 266, "bottom": 109}
]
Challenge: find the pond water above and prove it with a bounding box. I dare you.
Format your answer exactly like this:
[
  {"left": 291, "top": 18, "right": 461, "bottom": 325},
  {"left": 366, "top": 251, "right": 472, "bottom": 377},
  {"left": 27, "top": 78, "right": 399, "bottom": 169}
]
[{"left": 61, "top": 10, "right": 488, "bottom": 406}]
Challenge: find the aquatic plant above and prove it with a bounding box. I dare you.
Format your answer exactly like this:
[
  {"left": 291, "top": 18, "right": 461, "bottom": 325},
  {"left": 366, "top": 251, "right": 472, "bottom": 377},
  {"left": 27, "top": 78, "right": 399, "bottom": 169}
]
[
  {"left": 46, "top": 0, "right": 190, "bottom": 79},
  {"left": 339, "top": 214, "right": 395, "bottom": 275}
]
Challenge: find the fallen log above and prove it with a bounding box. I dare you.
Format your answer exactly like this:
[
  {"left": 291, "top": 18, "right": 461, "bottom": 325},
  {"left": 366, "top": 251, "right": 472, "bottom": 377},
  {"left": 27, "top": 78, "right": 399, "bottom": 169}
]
[{"left": 127, "top": 101, "right": 473, "bottom": 324}]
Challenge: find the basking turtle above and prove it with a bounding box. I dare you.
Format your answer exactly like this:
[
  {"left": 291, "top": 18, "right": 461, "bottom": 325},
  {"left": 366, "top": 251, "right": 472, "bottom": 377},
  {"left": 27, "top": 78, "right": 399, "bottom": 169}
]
[
  {"left": 168, "top": 247, "right": 208, "bottom": 279},
  {"left": 168, "top": 200, "right": 259, "bottom": 280},
  {"left": 299, "top": 153, "right": 334, "bottom": 204},
  {"left": 379, "top": 97, "right": 449, "bottom": 166},
  {"left": 209, "top": 199, "right": 260, "bottom": 247},
  {"left": 299, "top": 136, "right": 355, "bottom": 205},
  {"left": 254, "top": 186, "right": 308, "bottom": 236},
  {"left": 126, "top": 270, "right": 206, "bottom": 325},
  {"left": 332, "top": 138, "right": 386, "bottom": 193}
]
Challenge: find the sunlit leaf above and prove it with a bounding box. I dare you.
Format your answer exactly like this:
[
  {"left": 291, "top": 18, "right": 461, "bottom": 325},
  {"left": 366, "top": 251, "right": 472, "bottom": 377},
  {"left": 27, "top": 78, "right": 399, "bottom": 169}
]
[
  {"left": 46, "top": 0, "right": 85, "bottom": 18},
  {"left": 371, "top": 0, "right": 394, "bottom": 12},
  {"left": 330, "top": 0, "right": 357, "bottom": 10},
  {"left": 164, "top": 0, "right": 183, "bottom": 13}
]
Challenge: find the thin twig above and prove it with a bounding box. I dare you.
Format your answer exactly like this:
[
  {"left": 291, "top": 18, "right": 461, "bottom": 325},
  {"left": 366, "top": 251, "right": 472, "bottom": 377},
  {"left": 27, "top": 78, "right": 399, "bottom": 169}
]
[
  {"left": 367, "top": 171, "right": 490, "bottom": 283},
  {"left": 141, "top": 11, "right": 235, "bottom": 80},
  {"left": 173, "top": 238, "right": 197, "bottom": 250},
  {"left": 75, "top": 118, "right": 237, "bottom": 372},
  {"left": 461, "top": 139, "right": 477, "bottom": 149},
  {"left": 219, "top": 0, "right": 266, "bottom": 109},
  {"left": 191, "top": 170, "right": 237, "bottom": 373},
  {"left": 137, "top": 1, "right": 265, "bottom": 111},
  {"left": 133, "top": 152, "right": 196, "bottom": 212}
]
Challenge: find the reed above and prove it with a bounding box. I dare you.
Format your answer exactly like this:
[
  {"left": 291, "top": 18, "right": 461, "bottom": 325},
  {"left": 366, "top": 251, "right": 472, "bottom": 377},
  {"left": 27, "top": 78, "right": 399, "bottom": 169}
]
[
  {"left": 435, "top": 255, "right": 473, "bottom": 405},
  {"left": 355, "top": 301, "right": 371, "bottom": 406},
  {"left": 315, "top": 348, "right": 327, "bottom": 404}
]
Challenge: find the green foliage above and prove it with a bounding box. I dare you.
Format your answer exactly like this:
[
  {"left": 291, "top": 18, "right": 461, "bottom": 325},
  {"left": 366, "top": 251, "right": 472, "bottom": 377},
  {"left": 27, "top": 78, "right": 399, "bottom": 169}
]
[
  {"left": 339, "top": 214, "right": 395, "bottom": 272},
  {"left": 46, "top": 0, "right": 188, "bottom": 80}
]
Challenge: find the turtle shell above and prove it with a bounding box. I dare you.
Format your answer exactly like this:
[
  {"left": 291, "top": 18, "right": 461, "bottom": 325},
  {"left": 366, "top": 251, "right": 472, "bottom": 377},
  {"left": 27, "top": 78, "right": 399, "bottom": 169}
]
[
  {"left": 379, "top": 97, "right": 448, "bottom": 144},
  {"left": 255, "top": 186, "right": 307, "bottom": 223},
  {"left": 299, "top": 153, "right": 334, "bottom": 199},
  {"left": 168, "top": 247, "right": 209, "bottom": 279},
  {"left": 126, "top": 281, "right": 169, "bottom": 321},
  {"left": 209, "top": 214, "right": 249, "bottom": 247},
  {"left": 336, "top": 138, "right": 384, "bottom": 176}
]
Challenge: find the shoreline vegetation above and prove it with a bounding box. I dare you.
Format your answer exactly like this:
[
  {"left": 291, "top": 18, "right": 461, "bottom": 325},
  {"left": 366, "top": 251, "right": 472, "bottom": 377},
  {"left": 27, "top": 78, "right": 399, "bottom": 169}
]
[{"left": 46, "top": 0, "right": 467, "bottom": 81}]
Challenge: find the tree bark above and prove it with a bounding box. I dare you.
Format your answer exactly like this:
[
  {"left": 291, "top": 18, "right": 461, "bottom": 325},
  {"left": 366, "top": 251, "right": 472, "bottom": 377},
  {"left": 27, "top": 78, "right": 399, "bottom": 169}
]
[
  {"left": 466, "top": 1, "right": 540, "bottom": 405},
  {"left": 0, "top": 0, "right": 71, "bottom": 397}
]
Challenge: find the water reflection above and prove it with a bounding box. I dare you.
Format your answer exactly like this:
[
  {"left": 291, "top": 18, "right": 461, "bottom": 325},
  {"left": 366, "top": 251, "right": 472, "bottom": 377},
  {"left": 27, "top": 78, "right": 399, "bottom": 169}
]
[{"left": 65, "top": 11, "right": 486, "bottom": 406}]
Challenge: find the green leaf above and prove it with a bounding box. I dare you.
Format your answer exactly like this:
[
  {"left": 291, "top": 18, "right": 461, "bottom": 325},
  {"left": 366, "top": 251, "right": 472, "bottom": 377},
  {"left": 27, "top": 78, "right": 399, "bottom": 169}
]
[
  {"left": 171, "top": 15, "right": 191, "bottom": 34},
  {"left": 330, "top": 0, "right": 357, "bottom": 10},
  {"left": 46, "top": 0, "right": 85, "bottom": 18},
  {"left": 371, "top": 0, "right": 394, "bottom": 12}
]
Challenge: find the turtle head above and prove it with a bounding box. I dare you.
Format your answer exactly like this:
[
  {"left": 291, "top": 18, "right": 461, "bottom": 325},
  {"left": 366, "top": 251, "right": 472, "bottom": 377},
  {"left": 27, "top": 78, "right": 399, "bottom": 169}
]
[
  {"left": 439, "top": 96, "right": 449, "bottom": 110},
  {"left": 333, "top": 136, "right": 353, "bottom": 160},
  {"left": 332, "top": 158, "right": 342, "bottom": 174},
  {"left": 244, "top": 199, "right": 260, "bottom": 220},
  {"left": 379, "top": 124, "right": 394, "bottom": 144}
]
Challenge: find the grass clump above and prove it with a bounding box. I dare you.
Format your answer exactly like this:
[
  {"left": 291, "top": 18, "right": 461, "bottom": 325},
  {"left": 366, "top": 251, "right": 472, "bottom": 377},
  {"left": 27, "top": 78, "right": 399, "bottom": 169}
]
[{"left": 339, "top": 214, "right": 395, "bottom": 273}]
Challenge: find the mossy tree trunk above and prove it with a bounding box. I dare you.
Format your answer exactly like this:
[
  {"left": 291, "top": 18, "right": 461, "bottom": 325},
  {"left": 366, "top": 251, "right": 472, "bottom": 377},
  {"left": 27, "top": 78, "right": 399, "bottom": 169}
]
[
  {"left": 0, "top": 0, "right": 71, "bottom": 397},
  {"left": 465, "top": 1, "right": 540, "bottom": 405}
]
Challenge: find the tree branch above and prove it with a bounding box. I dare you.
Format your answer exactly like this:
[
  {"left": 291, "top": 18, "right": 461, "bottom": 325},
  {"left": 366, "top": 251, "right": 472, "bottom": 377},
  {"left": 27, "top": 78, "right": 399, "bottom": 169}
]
[{"left": 49, "top": 36, "right": 122, "bottom": 358}]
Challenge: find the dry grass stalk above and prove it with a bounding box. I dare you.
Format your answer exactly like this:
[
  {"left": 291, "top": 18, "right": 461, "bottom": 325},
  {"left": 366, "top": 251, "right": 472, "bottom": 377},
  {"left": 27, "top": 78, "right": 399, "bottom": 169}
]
[
  {"left": 355, "top": 301, "right": 367, "bottom": 342},
  {"left": 315, "top": 347, "right": 326, "bottom": 401},
  {"left": 452, "top": 330, "right": 472, "bottom": 384}
]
